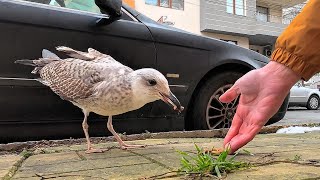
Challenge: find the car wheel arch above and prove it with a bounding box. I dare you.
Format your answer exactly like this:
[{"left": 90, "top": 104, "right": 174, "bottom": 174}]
[
  {"left": 309, "top": 93, "right": 320, "bottom": 99},
  {"left": 184, "top": 61, "right": 254, "bottom": 130},
  {"left": 307, "top": 94, "right": 320, "bottom": 110}
]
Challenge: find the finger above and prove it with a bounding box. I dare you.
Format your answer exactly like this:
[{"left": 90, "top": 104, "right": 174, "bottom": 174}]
[
  {"left": 227, "top": 126, "right": 261, "bottom": 153},
  {"left": 223, "top": 113, "right": 242, "bottom": 147},
  {"left": 219, "top": 84, "right": 239, "bottom": 103},
  {"left": 227, "top": 134, "right": 253, "bottom": 154}
]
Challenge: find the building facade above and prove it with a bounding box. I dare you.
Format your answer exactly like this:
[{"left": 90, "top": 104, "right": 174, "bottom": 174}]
[{"left": 125, "top": 0, "right": 305, "bottom": 57}]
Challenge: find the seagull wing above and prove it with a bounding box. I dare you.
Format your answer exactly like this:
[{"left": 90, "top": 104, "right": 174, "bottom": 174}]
[
  {"left": 42, "top": 49, "right": 61, "bottom": 59},
  {"left": 39, "top": 59, "right": 132, "bottom": 101},
  {"left": 56, "top": 46, "right": 117, "bottom": 63},
  {"left": 56, "top": 46, "right": 125, "bottom": 66},
  {"left": 56, "top": 46, "right": 96, "bottom": 60}
]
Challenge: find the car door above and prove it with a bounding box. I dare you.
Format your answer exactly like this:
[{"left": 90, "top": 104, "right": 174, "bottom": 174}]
[
  {"left": 0, "top": 1, "right": 156, "bottom": 128},
  {"left": 144, "top": 23, "right": 210, "bottom": 117},
  {"left": 290, "top": 85, "right": 308, "bottom": 103}
]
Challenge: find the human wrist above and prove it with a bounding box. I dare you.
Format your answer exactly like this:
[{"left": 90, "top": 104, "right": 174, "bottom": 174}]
[{"left": 261, "top": 61, "right": 301, "bottom": 89}]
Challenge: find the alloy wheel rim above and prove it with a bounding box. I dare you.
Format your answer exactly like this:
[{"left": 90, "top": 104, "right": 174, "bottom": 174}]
[
  {"left": 205, "top": 84, "right": 239, "bottom": 129},
  {"left": 310, "top": 97, "right": 319, "bottom": 109}
]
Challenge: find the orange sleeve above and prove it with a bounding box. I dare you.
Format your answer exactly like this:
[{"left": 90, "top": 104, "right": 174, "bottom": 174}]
[{"left": 271, "top": 0, "right": 320, "bottom": 80}]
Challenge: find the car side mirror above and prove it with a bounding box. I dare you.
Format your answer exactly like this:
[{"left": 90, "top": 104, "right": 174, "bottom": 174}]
[{"left": 94, "top": 0, "right": 122, "bottom": 26}]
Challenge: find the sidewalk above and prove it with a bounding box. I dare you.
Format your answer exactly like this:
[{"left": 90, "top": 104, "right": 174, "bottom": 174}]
[{"left": 1, "top": 131, "right": 320, "bottom": 179}]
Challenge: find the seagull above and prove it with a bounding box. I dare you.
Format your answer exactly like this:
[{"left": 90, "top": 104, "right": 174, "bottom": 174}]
[{"left": 15, "top": 46, "right": 183, "bottom": 153}]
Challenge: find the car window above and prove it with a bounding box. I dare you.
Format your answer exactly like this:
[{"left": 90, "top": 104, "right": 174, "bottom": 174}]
[
  {"left": 21, "top": 0, "right": 134, "bottom": 21},
  {"left": 294, "top": 81, "right": 304, "bottom": 87}
]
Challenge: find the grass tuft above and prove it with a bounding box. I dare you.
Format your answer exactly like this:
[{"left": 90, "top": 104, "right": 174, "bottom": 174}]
[
  {"left": 177, "top": 144, "right": 251, "bottom": 178},
  {"left": 293, "top": 154, "right": 302, "bottom": 161},
  {"left": 20, "top": 149, "right": 34, "bottom": 158}
]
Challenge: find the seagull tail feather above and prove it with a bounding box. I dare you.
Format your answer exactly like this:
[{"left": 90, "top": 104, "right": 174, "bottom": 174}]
[
  {"left": 15, "top": 58, "right": 59, "bottom": 74},
  {"left": 14, "top": 59, "right": 36, "bottom": 66},
  {"left": 15, "top": 59, "right": 41, "bottom": 74}
]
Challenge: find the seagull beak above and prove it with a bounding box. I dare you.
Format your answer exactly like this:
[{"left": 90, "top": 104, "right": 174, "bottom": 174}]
[{"left": 159, "top": 91, "right": 184, "bottom": 113}]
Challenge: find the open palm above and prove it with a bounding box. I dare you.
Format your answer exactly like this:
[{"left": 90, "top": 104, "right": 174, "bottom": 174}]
[{"left": 219, "top": 62, "right": 300, "bottom": 153}]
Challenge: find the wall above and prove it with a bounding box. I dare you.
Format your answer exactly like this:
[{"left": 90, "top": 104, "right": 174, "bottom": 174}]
[
  {"left": 123, "top": 0, "right": 135, "bottom": 8},
  {"left": 269, "top": 6, "right": 282, "bottom": 23},
  {"left": 131, "top": 0, "right": 286, "bottom": 49},
  {"left": 133, "top": 0, "right": 250, "bottom": 49},
  {"left": 200, "top": 0, "right": 257, "bottom": 35},
  {"left": 134, "top": 0, "right": 201, "bottom": 34},
  {"left": 200, "top": 0, "right": 287, "bottom": 37},
  {"left": 256, "top": 0, "right": 282, "bottom": 23},
  {"left": 254, "top": 1, "right": 286, "bottom": 36}
]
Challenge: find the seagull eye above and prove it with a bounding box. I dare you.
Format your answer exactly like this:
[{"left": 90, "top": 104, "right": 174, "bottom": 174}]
[{"left": 147, "top": 79, "right": 157, "bottom": 86}]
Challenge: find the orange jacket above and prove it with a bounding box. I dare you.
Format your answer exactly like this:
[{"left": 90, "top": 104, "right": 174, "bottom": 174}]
[{"left": 271, "top": 0, "right": 320, "bottom": 80}]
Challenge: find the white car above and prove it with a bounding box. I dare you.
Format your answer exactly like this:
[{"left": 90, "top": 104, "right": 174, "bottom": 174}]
[{"left": 289, "top": 84, "right": 320, "bottom": 110}]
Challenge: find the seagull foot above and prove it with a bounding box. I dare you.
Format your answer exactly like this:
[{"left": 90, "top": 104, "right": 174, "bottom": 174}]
[
  {"left": 120, "top": 144, "right": 146, "bottom": 150},
  {"left": 85, "top": 147, "right": 104, "bottom": 154}
]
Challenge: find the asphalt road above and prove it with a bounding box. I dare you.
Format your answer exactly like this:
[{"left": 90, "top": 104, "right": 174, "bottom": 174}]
[{"left": 272, "top": 107, "right": 320, "bottom": 126}]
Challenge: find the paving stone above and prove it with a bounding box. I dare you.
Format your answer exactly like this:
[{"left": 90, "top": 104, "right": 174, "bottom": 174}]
[
  {"left": 0, "top": 169, "right": 9, "bottom": 179},
  {"left": 99, "top": 163, "right": 171, "bottom": 179},
  {"left": 12, "top": 177, "right": 42, "bottom": 180},
  {"left": 43, "top": 142, "right": 118, "bottom": 153},
  {"left": 130, "top": 141, "right": 223, "bottom": 156},
  {"left": 5, "top": 132, "right": 320, "bottom": 180},
  {"left": 164, "top": 138, "right": 223, "bottom": 144},
  {"left": 13, "top": 163, "right": 170, "bottom": 180},
  {"left": 77, "top": 148, "right": 134, "bottom": 160},
  {"left": 13, "top": 154, "right": 150, "bottom": 179},
  {"left": 145, "top": 152, "right": 182, "bottom": 170},
  {"left": 129, "top": 144, "right": 177, "bottom": 155},
  {"left": 0, "top": 154, "right": 21, "bottom": 179},
  {"left": 43, "top": 144, "right": 88, "bottom": 153},
  {"left": 227, "top": 163, "right": 320, "bottom": 180},
  {"left": 23, "top": 152, "right": 81, "bottom": 167},
  {"left": 0, "top": 154, "right": 21, "bottom": 170}
]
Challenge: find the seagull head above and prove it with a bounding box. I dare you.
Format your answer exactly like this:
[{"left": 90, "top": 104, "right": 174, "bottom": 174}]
[{"left": 131, "top": 68, "right": 184, "bottom": 113}]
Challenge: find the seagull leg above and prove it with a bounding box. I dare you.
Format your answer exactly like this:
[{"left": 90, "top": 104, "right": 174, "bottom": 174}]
[
  {"left": 82, "top": 111, "right": 103, "bottom": 154},
  {"left": 107, "top": 116, "right": 145, "bottom": 149}
]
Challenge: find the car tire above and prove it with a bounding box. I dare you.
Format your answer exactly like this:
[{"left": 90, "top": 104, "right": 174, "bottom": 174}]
[
  {"left": 306, "top": 95, "right": 320, "bottom": 110},
  {"left": 190, "top": 71, "right": 243, "bottom": 130}
]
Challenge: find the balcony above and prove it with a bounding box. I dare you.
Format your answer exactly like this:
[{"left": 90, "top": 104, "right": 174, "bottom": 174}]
[
  {"left": 259, "top": 0, "right": 306, "bottom": 8},
  {"left": 255, "top": 12, "right": 287, "bottom": 37},
  {"left": 200, "top": 0, "right": 305, "bottom": 38}
]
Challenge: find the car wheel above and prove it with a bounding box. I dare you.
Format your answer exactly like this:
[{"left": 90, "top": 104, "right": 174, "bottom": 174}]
[
  {"left": 306, "top": 95, "right": 320, "bottom": 110},
  {"left": 191, "top": 71, "right": 243, "bottom": 130}
]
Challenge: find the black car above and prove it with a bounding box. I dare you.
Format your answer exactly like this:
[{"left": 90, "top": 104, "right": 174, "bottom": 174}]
[{"left": 0, "top": 0, "right": 289, "bottom": 142}]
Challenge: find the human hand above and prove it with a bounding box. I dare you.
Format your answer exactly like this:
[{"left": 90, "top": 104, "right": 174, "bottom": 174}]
[{"left": 219, "top": 61, "right": 300, "bottom": 153}]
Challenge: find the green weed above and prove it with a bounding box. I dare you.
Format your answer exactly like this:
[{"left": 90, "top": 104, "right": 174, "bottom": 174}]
[
  {"left": 20, "top": 149, "right": 34, "bottom": 158},
  {"left": 293, "top": 154, "right": 302, "bottom": 161},
  {"left": 177, "top": 144, "right": 250, "bottom": 178}
]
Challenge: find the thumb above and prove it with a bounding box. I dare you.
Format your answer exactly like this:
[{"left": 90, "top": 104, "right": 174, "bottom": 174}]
[{"left": 219, "top": 84, "right": 239, "bottom": 103}]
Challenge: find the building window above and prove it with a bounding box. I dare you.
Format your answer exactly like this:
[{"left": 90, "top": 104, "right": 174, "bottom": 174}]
[
  {"left": 226, "top": 0, "right": 245, "bottom": 16},
  {"left": 256, "top": 6, "right": 269, "bottom": 22},
  {"left": 221, "top": 39, "right": 238, "bottom": 45},
  {"left": 146, "top": 0, "right": 184, "bottom": 10}
]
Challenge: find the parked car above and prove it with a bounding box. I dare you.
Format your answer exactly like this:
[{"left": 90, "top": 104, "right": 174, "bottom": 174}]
[
  {"left": 0, "top": 0, "right": 289, "bottom": 142},
  {"left": 289, "top": 84, "right": 320, "bottom": 110}
]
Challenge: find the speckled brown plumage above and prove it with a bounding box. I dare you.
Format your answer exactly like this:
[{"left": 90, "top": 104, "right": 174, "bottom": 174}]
[
  {"left": 15, "top": 46, "right": 179, "bottom": 153},
  {"left": 32, "top": 49, "right": 132, "bottom": 108}
]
